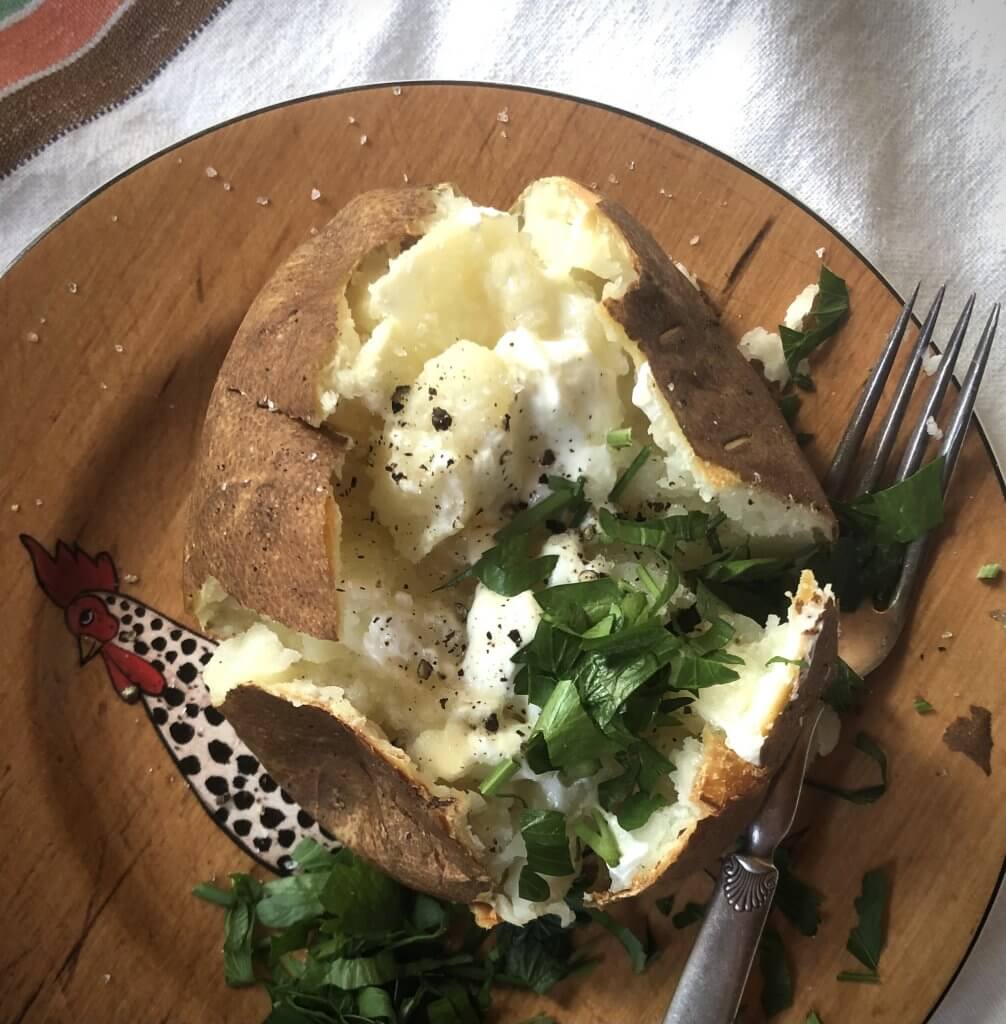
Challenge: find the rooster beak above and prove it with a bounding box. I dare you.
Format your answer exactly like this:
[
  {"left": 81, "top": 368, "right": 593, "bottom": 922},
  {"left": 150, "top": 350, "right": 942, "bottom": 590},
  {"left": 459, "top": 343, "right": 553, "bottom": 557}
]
[{"left": 78, "top": 635, "right": 101, "bottom": 665}]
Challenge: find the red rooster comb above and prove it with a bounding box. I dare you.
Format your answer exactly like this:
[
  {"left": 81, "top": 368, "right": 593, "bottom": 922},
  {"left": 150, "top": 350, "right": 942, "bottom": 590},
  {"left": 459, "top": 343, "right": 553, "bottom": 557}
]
[{"left": 21, "top": 535, "right": 119, "bottom": 609}]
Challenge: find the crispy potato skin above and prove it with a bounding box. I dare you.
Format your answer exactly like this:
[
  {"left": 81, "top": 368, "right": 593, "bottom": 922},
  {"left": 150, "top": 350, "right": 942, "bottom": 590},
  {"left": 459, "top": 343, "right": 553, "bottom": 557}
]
[
  {"left": 183, "top": 388, "right": 347, "bottom": 638},
  {"left": 597, "top": 193, "right": 834, "bottom": 526},
  {"left": 222, "top": 684, "right": 492, "bottom": 904},
  {"left": 219, "top": 187, "right": 437, "bottom": 425}
]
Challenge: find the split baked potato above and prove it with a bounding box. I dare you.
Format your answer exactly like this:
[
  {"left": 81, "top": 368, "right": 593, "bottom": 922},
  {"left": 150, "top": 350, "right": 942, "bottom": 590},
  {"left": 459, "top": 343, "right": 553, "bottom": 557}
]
[{"left": 184, "top": 177, "right": 838, "bottom": 925}]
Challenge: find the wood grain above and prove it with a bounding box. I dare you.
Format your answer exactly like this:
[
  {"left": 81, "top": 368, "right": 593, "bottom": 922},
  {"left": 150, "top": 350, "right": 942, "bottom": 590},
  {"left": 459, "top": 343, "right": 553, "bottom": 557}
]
[{"left": 1, "top": 83, "right": 1004, "bottom": 1024}]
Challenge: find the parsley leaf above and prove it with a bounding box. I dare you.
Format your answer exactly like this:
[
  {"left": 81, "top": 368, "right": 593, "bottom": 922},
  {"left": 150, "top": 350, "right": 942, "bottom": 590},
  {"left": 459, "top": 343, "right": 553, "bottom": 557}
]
[
  {"left": 773, "top": 848, "right": 823, "bottom": 937},
  {"left": 822, "top": 657, "right": 867, "bottom": 712},
  {"left": 598, "top": 506, "right": 709, "bottom": 551},
  {"left": 520, "top": 810, "right": 574, "bottom": 877},
  {"left": 467, "top": 534, "right": 558, "bottom": 597},
  {"left": 807, "top": 732, "right": 887, "bottom": 804},
  {"left": 913, "top": 696, "right": 935, "bottom": 715},
  {"left": 495, "top": 477, "right": 587, "bottom": 542},
  {"left": 616, "top": 791, "right": 667, "bottom": 831},
  {"left": 781, "top": 266, "right": 850, "bottom": 372},
  {"left": 846, "top": 456, "right": 945, "bottom": 544},
  {"left": 609, "top": 445, "right": 652, "bottom": 503},
  {"left": 842, "top": 868, "right": 888, "bottom": 979},
  {"left": 577, "top": 905, "right": 653, "bottom": 974},
  {"left": 518, "top": 866, "right": 551, "bottom": 903},
  {"left": 534, "top": 679, "right": 620, "bottom": 768},
  {"left": 978, "top": 562, "right": 1002, "bottom": 580},
  {"left": 573, "top": 810, "right": 621, "bottom": 866},
  {"left": 806, "top": 1012, "right": 824, "bottom": 1024}
]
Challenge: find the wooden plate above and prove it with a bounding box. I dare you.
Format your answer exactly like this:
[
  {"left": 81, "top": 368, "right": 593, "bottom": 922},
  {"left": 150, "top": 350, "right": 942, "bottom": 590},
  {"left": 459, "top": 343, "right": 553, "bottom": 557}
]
[{"left": 2, "top": 83, "right": 1004, "bottom": 1024}]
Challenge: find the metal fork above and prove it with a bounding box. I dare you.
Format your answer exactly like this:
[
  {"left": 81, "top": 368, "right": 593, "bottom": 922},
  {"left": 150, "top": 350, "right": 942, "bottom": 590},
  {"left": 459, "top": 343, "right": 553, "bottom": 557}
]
[{"left": 663, "top": 288, "right": 1001, "bottom": 1024}]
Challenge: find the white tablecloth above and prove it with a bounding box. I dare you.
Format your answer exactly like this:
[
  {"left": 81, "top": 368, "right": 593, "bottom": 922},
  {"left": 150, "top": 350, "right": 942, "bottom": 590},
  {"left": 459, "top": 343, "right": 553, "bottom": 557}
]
[{"left": 2, "top": 1, "right": 1004, "bottom": 1019}]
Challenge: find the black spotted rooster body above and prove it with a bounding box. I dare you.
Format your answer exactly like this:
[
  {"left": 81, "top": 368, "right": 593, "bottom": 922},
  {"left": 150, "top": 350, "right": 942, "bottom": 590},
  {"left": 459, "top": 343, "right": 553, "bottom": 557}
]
[{"left": 21, "top": 535, "right": 331, "bottom": 872}]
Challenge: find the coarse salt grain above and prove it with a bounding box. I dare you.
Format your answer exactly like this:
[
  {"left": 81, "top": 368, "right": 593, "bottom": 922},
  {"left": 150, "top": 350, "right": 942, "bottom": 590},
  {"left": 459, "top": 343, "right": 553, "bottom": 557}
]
[
  {"left": 111, "top": 215, "right": 118, "bottom": 223},
  {"left": 67, "top": 282, "right": 78, "bottom": 294},
  {"left": 925, "top": 415, "right": 943, "bottom": 440},
  {"left": 123, "top": 573, "right": 139, "bottom": 584},
  {"left": 497, "top": 108, "right": 509, "bottom": 123},
  {"left": 10, "top": 503, "right": 20, "bottom": 512},
  {"left": 34, "top": 498, "right": 43, "bottom": 507},
  {"left": 315, "top": 485, "right": 326, "bottom": 493},
  {"left": 99, "top": 382, "right": 108, "bottom": 390},
  {"left": 308, "top": 452, "right": 319, "bottom": 461},
  {"left": 256, "top": 196, "right": 270, "bottom": 206},
  {"left": 114, "top": 344, "right": 124, "bottom": 353},
  {"left": 500, "top": 129, "right": 508, "bottom": 139},
  {"left": 689, "top": 235, "right": 700, "bottom": 246},
  {"left": 205, "top": 166, "right": 218, "bottom": 178},
  {"left": 25, "top": 331, "right": 39, "bottom": 343},
  {"left": 222, "top": 181, "right": 232, "bottom": 191},
  {"left": 102, "top": 974, "right": 111, "bottom": 984},
  {"left": 607, "top": 173, "right": 619, "bottom": 184},
  {"left": 941, "top": 631, "right": 954, "bottom": 639},
  {"left": 359, "top": 133, "right": 368, "bottom": 145},
  {"left": 309, "top": 226, "right": 319, "bottom": 235},
  {"left": 347, "top": 115, "right": 357, "bottom": 124},
  {"left": 310, "top": 188, "right": 321, "bottom": 201},
  {"left": 392, "top": 86, "right": 402, "bottom": 96},
  {"left": 627, "top": 160, "right": 636, "bottom": 171},
  {"left": 815, "top": 247, "right": 826, "bottom": 259},
  {"left": 922, "top": 351, "right": 941, "bottom": 376},
  {"left": 39, "top": 316, "right": 47, "bottom": 324},
  {"left": 402, "top": 172, "right": 409, "bottom": 183}
]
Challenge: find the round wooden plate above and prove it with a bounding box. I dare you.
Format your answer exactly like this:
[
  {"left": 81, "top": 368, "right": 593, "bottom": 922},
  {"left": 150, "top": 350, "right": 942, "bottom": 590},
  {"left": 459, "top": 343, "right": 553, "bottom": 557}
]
[{"left": 2, "top": 83, "right": 1004, "bottom": 1024}]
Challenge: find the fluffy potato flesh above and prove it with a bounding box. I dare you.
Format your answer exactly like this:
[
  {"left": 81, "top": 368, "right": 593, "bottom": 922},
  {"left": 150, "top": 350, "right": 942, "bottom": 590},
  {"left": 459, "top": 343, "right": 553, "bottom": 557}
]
[{"left": 197, "top": 178, "right": 835, "bottom": 923}]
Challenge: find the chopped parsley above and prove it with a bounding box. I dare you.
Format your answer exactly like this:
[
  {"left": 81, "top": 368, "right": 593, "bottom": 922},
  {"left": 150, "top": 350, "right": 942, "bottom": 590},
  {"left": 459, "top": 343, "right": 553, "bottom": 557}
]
[
  {"left": 807, "top": 732, "right": 887, "bottom": 804},
  {"left": 606, "top": 426, "right": 633, "bottom": 449},
  {"left": 195, "top": 838, "right": 654, "bottom": 1021},
  {"left": 780, "top": 266, "right": 850, "bottom": 373},
  {"left": 978, "top": 562, "right": 1002, "bottom": 581},
  {"left": 838, "top": 868, "right": 888, "bottom": 983},
  {"left": 913, "top": 696, "right": 935, "bottom": 715}
]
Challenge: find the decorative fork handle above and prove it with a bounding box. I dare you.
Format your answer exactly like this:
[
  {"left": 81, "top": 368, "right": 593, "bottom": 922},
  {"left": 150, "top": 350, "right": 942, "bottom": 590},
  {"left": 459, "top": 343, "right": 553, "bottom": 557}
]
[{"left": 663, "top": 853, "right": 778, "bottom": 1024}]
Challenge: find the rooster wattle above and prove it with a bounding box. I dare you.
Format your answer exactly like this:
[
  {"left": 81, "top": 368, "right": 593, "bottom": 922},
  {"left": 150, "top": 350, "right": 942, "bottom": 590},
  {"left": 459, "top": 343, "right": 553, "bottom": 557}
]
[{"left": 21, "top": 534, "right": 333, "bottom": 873}]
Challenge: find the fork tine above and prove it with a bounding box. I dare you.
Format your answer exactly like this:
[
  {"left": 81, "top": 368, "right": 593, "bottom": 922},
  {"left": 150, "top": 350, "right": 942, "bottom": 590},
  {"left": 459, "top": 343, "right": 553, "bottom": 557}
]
[
  {"left": 888, "top": 303, "right": 998, "bottom": 618},
  {"left": 939, "top": 303, "right": 1000, "bottom": 489},
  {"left": 894, "top": 294, "right": 975, "bottom": 481},
  {"left": 824, "top": 282, "right": 920, "bottom": 500},
  {"left": 853, "top": 285, "right": 945, "bottom": 495}
]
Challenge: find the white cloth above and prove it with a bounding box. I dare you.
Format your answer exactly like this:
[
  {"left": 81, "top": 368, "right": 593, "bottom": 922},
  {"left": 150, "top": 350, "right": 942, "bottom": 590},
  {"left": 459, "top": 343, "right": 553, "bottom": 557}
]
[{"left": 1, "top": 1, "right": 1004, "bottom": 1018}]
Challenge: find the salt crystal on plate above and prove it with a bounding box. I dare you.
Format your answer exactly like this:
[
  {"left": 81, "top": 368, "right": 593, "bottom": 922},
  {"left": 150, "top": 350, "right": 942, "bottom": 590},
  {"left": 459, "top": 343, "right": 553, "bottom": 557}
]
[
  {"left": 10, "top": 503, "right": 20, "bottom": 512},
  {"left": 360, "top": 133, "right": 368, "bottom": 145},
  {"left": 310, "top": 188, "right": 321, "bottom": 201},
  {"left": 689, "top": 235, "right": 701, "bottom": 246},
  {"left": 402, "top": 172, "right": 410, "bottom": 183},
  {"left": 256, "top": 196, "right": 270, "bottom": 206},
  {"left": 308, "top": 452, "right": 319, "bottom": 461},
  {"left": 925, "top": 415, "right": 943, "bottom": 440},
  {"left": 25, "top": 331, "right": 39, "bottom": 343},
  {"left": 222, "top": 181, "right": 232, "bottom": 191},
  {"left": 39, "top": 316, "right": 47, "bottom": 324},
  {"left": 123, "top": 573, "right": 139, "bottom": 584},
  {"left": 347, "top": 115, "right": 357, "bottom": 124},
  {"left": 815, "top": 246, "right": 826, "bottom": 259},
  {"left": 114, "top": 344, "right": 124, "bottom": 353},
  {"left": 99, "top": 382, "right": 108, "bottom": 390},
  {"left": 205, "top": 166, "right": 218, "bottom": 178},
  {"left": 627, "top": 160, "right": 636, "bottom": 171},
  {"left": 111, "top": 215, "right": 118, "bottom": 223},
  {"left": 392, "top": 86, "right": 402, "bottom": 96},
  {"left": 67, "top": 282, "right": 78, "bottom": 294},
  {"left": 607, "top": 173, "right": 619, "bottom": 184},
  {"left": 497, "top": 108, "right": 509, "bottom": 123},
  {"left": 34, "top": 498, "right": 43, "bottom": 507}
]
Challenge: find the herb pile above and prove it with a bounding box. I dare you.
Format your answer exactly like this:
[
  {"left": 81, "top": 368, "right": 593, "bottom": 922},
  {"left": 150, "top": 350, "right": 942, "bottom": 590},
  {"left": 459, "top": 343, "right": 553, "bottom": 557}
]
[{"left": 194, "top": 838, "right": 650, "bottom": 1023}]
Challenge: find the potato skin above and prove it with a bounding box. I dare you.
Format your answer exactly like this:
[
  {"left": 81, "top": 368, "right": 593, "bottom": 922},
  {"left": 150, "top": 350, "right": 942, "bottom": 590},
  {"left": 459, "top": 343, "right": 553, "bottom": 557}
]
[
  {"left": 221, "top": 683, "right": 492, "bottom": 904},
  {"left": 183, "top": 388, "right": 347, "bottom": 639},
  {"left": 219, "top": 186, "right": 437, "bottom": 425},
  {"left": 596, "top": 191, "right": 834, "bottom": 523}
]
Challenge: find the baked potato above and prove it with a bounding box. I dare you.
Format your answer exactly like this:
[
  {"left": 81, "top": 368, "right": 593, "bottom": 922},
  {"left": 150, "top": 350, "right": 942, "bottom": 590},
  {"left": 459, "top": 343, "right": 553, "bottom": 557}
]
[{"left": 184, "top": 177, "right": 838, "bottom": 925}]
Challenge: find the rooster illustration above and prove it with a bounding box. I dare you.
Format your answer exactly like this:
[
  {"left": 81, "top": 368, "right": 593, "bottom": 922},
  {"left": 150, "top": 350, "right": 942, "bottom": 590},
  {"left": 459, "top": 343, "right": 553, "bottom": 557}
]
[{"left": 21, "top": 535, "right": 333, "bottom": 873}]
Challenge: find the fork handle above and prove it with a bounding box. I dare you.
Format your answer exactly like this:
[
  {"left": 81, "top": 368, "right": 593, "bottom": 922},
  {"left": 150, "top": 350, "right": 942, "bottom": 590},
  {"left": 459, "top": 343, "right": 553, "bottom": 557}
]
[{"left": 663, "top": 853, "right": 778, "bottom": 1024}]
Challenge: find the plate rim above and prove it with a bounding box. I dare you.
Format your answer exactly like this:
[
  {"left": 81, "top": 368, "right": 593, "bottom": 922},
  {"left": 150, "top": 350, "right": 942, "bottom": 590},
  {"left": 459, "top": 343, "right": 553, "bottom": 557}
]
[{"left": 5, "top": 77, "right": 1003, "bottom": 1022}]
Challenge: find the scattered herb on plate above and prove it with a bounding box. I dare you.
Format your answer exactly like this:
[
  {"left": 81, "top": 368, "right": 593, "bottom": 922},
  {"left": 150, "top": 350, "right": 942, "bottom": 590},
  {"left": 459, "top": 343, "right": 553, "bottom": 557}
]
[
  {"left": 913, "top": 696, "right": 935, "bottom": 715},
  {"left": 838, "top": 868, "right": 888, "bottom": 983}
]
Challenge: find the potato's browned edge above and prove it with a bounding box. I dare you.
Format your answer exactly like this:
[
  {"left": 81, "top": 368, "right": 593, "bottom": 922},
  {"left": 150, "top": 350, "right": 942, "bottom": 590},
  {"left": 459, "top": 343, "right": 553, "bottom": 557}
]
[
  {"left": 598, "top": 193, "right": 834, "bottom": 524},
  {"left": 222, "top": 684, "right": 491, "bottom": 904}
]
